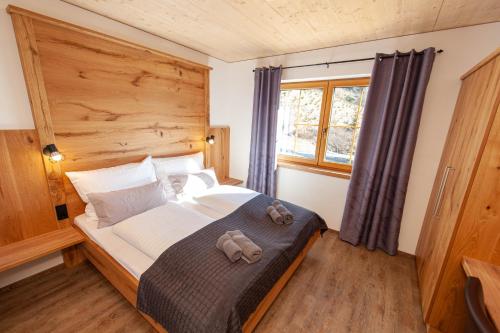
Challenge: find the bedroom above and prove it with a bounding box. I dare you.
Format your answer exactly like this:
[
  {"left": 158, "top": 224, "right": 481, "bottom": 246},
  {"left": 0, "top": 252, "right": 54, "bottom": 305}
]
[{"left": 0, "top": 1, "right": 499, "bottom": 332}]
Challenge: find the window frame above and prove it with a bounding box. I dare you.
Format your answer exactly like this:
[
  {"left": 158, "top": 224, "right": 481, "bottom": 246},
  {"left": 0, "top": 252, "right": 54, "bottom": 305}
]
[
  {"left": 278, "top": 80, "right": 329, "bottom": 167},
  {"left": 277, "top": 77, "right": 370, "bottom": 175}
]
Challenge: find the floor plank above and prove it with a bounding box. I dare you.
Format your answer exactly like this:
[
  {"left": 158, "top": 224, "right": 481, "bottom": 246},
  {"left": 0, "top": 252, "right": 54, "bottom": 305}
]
[{"left": 0, "top": 231, "right": 425, "bottom": 333}]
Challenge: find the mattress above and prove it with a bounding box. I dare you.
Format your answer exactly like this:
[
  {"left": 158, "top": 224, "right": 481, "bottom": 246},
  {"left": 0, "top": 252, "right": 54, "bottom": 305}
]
[{"left": 75, "top": 213, "right": 153, "bottom": 279}]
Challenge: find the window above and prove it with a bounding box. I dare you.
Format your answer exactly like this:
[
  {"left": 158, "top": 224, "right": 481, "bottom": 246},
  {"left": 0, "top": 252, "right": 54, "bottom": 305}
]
[{"left": 277, "top": 78, "right": 369, "bottom": 174}]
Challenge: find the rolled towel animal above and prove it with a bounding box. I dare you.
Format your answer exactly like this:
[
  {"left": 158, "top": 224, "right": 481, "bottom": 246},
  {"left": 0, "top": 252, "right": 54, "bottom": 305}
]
[
  {"left": 272, "top": 200, "right": 294, "bottom": 224},
  {"left": 226, "top": 230, "right": 262, "bottom": 263},
  {"left": 216, "top": 233, "right": 242, "bottom": 262},
  {"left": 266, "top": 205, "right": 284, "bottom": 224}
]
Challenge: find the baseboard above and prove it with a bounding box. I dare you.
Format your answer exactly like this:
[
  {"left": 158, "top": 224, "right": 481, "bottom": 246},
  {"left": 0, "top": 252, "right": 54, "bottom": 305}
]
[{"left": 398, "top": 250, "right": 416, "bottom": 259}]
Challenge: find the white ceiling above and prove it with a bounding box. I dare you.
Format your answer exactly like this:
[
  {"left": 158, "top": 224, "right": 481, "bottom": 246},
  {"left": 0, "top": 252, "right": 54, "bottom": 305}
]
[{"left": 63, "top": 0, "right": 500, "bottom": 62}]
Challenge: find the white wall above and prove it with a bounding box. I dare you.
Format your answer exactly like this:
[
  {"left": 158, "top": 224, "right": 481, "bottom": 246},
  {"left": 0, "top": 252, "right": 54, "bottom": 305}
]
[
  {"left": 209, "top": 23, "right": 500, "bottom": 255},
  {"left": 0, "top": 252, "right": 63, "bottom": 288},
  {"left": 0, "top": 0, "right": 211, "bottom": 288}
]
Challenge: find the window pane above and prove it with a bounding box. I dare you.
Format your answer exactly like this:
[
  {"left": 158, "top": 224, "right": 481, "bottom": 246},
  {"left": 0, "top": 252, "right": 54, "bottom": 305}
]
[
  {"left": 297, "top": 89, "right": 322, "bottom": 124},
  {"left": 324, "top": 127, "right": 354, "bottom": 164},
  {"left": 330, "top": 86, "right": 363, "bottom": 126},
  {"left": 323, "top": 84, "right": 368, "bottom": 167},
  {"left": 280, "top": 124, "right": 318, "bottom": 159},
  {"left": 356, "top": 87, "right": 369, "bottom": 127},
  {"left": 279, "top": 90, "right": 300, "bottom": 126},
  {"left": 350, "top": 128, "right": 362, "bottom": 163},
  {"left": 278, "top": 87, "right": 323, "bottom": 160}
]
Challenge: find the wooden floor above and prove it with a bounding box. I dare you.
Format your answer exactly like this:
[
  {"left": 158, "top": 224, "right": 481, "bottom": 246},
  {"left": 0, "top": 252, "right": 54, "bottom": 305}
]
[{"left": 0, "top": 231, "right": 426, "bottom": 333}]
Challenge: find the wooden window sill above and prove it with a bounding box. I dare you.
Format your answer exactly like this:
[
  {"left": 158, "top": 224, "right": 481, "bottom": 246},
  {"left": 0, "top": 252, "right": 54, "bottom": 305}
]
[{"left": 278, "top": 161, "right": 351, "bottom": 180}]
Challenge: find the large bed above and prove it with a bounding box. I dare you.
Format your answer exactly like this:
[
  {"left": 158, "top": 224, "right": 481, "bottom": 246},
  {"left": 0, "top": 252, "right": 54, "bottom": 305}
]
[
  {"left": 74, "top": 180, "right": 326, "bottom": 333},
  {"left": 74, "top": 185, "right": 259, "bottom": 280}
]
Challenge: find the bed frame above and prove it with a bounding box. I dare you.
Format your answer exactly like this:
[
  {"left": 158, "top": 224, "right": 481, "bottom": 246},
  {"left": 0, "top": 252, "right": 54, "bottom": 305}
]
[{"left": 76, "top": 225, "right": 320, "bottom": 333}]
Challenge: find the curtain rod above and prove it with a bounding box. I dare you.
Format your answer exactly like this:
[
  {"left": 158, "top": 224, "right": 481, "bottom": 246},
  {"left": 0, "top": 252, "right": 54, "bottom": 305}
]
[{"left": 253, "top": 49, "right": 443, "bottom": 72}]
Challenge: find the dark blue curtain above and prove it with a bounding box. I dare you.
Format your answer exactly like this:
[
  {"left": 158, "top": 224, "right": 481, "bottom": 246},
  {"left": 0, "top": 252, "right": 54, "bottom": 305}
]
[
  {"left": 340, "top": 48, "right": 435, "bottom": 255},
  {"left": 247, "top": 66, "right": 282, "bottom": 196}
]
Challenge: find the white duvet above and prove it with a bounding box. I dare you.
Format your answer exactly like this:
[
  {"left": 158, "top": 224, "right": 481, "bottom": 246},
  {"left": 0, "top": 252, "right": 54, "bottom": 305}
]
[
  {"left": 112, "top": 202, "right": 214, "bottom": 260},
  {"left": 192, "top": 185, "right": 259, "bottom": 216},
  {"left": 108, "top": 185, "right": 259, "bottom": 263}
]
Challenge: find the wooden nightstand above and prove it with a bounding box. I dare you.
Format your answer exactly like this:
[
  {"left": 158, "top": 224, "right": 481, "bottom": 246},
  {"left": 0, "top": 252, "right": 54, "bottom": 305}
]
[
  {"left": 0, "top": 227, "right": 84, "bottom": 273},
  {"left": 220, "top": 177, "right": 244, "bottom": 186}
]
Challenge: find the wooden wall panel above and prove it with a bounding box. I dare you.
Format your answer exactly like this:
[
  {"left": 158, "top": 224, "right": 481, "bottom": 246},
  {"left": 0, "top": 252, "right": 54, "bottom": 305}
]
[
  {"left": 32, "top": 18, "right": 208, "bottom": 167},
  {"left": 0, "top": 130, "right": 58, "bottom": 246},
  {"left": 207, "top": 127, "right": 230, "bottom": 182},
  {"left": 9, "top": 13, "right": 67, "bottom": 226},
  {"left": 8, "top": 6, "right": 212, "bottom": 222}
]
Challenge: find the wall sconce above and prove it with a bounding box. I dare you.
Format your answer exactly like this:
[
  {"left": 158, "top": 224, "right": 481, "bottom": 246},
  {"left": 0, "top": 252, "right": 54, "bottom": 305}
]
[
  {"left": 206, "top": 135, "right": 215, "bottom": 145},
  {"left": 43, "top": 144, "right": 63, "bottom": 163}
]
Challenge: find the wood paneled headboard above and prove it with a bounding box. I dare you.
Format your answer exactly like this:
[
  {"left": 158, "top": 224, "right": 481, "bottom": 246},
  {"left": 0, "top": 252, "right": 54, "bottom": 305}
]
[
  {"left": 0, "top": 130, "right": 59, "bottom": 246},
  {"left": 7, "top": 6, "right": 213, "bottom": 223}
]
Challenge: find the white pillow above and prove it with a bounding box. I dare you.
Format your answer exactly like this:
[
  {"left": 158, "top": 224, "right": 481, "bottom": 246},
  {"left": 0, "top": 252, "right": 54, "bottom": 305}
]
[
  {"left": 153, "top": 152, "right": 204, "bottom": 200},
  {"left": 152, "top": 152, "right": 204, "bottom": 174},
  {"left": 85, "top": 203, "right": 98, "bottom": 220},
  {"left": 167, "top": 168, "right": 219, "bottom": 198},
  {"left": 66, "top": 156, "right": 157, "bottom": 204}
]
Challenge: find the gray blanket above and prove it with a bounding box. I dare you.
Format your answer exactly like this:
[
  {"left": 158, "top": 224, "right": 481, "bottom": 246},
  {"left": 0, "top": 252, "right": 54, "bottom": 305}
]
[{"left": 137, "top": 194, "right": 327, "bottom": 333}]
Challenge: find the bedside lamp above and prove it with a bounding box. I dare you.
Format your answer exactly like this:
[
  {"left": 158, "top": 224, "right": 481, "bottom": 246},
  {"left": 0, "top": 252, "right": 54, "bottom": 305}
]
[{"left": 43, "top": 144, "right": 63, "bottom": 163}]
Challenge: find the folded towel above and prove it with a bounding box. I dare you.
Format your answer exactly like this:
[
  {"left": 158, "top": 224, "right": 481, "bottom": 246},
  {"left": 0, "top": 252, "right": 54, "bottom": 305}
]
[
  {"left": 226, "top": 230, "right": 262, "bottom": 263},
  {"left": 266, "top": 206, "right": 284, "bottom": 224},
  {"left": 272, "top": 200, "right": 294, "bottom": 224},
  {"left": 216, "top": 233, "right": 242, "bottom": 262}
]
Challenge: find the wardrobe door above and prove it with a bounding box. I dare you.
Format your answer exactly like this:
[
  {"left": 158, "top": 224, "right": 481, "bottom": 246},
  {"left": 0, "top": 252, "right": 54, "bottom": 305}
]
[
  {"left": 428, "top": 54, "right": 500, "bottom": 332},
  {"left": 429, "top": 78, "right": 499, "bottom": 333},
  {"left": 416, "top": 54, "right": 500, "bottom": 320}
]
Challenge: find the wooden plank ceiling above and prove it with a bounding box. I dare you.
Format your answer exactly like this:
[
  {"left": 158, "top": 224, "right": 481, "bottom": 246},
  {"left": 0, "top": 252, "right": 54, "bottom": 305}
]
[{"left": 64, "top": 0, "right": 500, "bottom": 62}]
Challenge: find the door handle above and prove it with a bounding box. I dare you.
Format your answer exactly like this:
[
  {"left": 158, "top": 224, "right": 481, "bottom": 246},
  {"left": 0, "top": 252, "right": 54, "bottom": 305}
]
[{"left": 432, "top": 166, "right": 455, "bottom": 217}]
